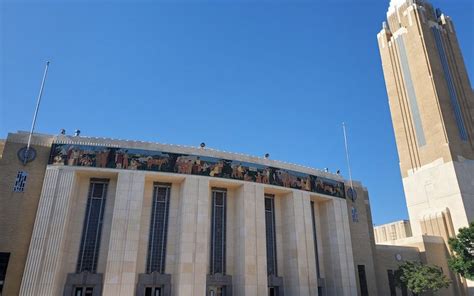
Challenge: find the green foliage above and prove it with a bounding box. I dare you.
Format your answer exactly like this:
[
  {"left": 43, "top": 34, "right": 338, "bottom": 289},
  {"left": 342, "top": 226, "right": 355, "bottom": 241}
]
[
  {"left": 394, "top": 261, "right": 450, "bottom": 295},
  {"left": 448, "top": 222, "right": 474, "bottom": 280}
]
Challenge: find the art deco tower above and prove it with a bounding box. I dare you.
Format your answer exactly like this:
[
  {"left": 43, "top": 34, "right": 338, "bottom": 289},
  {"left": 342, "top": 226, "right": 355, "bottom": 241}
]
[{"left": 377, "top": 0, "right": 474, "bottom": 238}]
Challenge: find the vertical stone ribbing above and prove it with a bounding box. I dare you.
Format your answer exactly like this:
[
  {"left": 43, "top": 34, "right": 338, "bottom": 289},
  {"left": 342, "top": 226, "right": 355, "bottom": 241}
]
[
  {"left": 173, "top": 177, "right": 210, "bottom": 296},
  {"left": 302, "top": 194, "right": 318, "bottom": 294},
  {"left": 103, "top": 171, "right": 145, "bottom": 296},
  {"left": 234, "top": 183, "right": 268, "bottom": 296},
  {"left": 19, "top": 167, "right": 76, "bottom": 296},
  {"left": 281, "top": 191, "right": 317, "bottom": 296},
  {"left": 320, "top": 199, "right": 357, "bottom": 296},
  {"left": 255, "top": 185, "right": 268, "bottom": 296}
]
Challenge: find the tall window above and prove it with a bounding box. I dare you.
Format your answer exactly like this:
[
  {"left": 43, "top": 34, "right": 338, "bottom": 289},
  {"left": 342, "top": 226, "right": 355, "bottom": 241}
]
[
  {"left": 13, "top": 171, "right": 28, "bottom": 192},
  {"left": 76, "top": 179, "right": 108, "bottom": 273},
  {"left": 210, "top": 188, "right": 227, "bottom": 275},
  {"left": 387, "top": 269, "right": 396, "bottom": 296},
  {"left": 146, "top": 183, "right": 171, "bottom": 274},
  {"left": 0, "top": 253, "right": 10, "bottom": 295},
  {"left": 265, "top": 195, "right": 277, "bottom": 276},
  {"left": 310, "top": 201, "right": 321, "bottom": 278},
  {"left": 357, "top": 265, "right": 368, "bottom": 296}
]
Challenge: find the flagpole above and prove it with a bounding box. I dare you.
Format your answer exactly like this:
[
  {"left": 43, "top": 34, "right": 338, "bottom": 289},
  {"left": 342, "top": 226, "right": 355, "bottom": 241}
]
[
  {"left": 342, "top": 122, "right": 354, "bottom": 191},
  {"left": 24, "top": 61, "right": 50, "bottom": 164}
]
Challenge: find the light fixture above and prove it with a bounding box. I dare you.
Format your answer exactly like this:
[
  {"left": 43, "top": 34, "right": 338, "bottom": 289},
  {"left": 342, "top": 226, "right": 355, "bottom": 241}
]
[
  {"left": 74, "top": 129, "right": 81, "bottom": 136},
  {"left": 200, "top": 142, "right": 206, "bottom": 148},
  {"left": 264, "top": 153, "right": 270, "bottom": 159}
]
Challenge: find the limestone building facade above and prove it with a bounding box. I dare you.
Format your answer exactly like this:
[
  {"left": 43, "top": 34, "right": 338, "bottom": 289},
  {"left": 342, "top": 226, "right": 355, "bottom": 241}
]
[
  {"left": 1, "top": 1, "right": 472, "bottom": 295},
  {"left": 0, "top": 131, "right": 378, "bottom": 296}
]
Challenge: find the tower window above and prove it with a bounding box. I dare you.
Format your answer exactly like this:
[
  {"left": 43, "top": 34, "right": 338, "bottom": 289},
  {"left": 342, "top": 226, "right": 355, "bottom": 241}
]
[
  {"left": 351, "top": 207, "right": 359, "bottom": 223},
  {"left": 432, "top": 27, "right": 468, "bottom": 141},
  {"left": 13, "top": 171, "right": 28, "bottom": 192},
  {"left": 146, "top": 183, "right": 171, "bottom": 274},
  {"left": 265, "top": 194, "right": 277, "bottom": 276},
  {"left": 395, "top": 35, "right": 426, "bottom": 147},
  {"left": 76, "top": 179, "right": 108, "bottom": 273},
  {"left": 210, "top": 188, "right": 227, "bottom": 275}
]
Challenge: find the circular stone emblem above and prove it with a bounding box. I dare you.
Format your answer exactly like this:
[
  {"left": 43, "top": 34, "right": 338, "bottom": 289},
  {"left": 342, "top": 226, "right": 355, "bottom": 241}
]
[
  {"left": 17, "top": 146, "right": 37, "bottom": 163},
  {"left": 347, "top": 187, "right": 357, "bottom": 201},
  {"left": 395, "top": 254, "right": 403, "bottom": 262}
]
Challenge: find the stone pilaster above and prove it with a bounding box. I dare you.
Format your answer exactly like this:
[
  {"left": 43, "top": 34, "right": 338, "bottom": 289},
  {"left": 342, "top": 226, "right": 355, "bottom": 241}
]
[
  {"left": 19, "top": 167, "right": 76, "bottom": 296},
  {"left": 173, "top": 176, "right": 210, "bottom": 295},
  {"left": 280, "top": 191, "right": 315, "bottom": 296},
  {"left": 320, "top": 198, "right": 357, "bottom": 296},
  {"left": 103, "top": 171, "right": 146, "bottom": 296},
  {"left": 233, "top": 183, "right": 268, "bottom": 296}
]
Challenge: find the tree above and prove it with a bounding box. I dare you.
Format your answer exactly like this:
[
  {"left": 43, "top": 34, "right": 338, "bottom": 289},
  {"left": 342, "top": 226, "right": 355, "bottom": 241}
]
[
  {"left": 394, "top": 261, "right": 450, "bottom": 296},
  {"left": 448, "top": 222, "right": 474, "bottom": 280}
]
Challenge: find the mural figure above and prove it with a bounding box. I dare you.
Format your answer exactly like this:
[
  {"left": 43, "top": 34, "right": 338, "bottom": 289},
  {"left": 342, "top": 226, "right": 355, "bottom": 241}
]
[
  {"left": 96, "top": 150, "right": 109, "bottom": 168},
  {"left": 123, "top": 151, "right": 129, "bottom": 169},
  {"left": 48, "top": 144, "right": 346, "bottom": 199}
]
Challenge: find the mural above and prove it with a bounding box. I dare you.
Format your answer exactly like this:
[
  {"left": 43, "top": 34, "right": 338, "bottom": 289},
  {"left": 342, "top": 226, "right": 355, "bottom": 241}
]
[{"left": 49, "top": 143, "right": 346, "bottom": 199}]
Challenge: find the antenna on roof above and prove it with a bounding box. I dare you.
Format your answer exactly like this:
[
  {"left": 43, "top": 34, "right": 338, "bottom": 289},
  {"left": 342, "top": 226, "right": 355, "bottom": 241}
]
[
  {"left": 342, "top": 122, "right": 354, "bottom": 192},
  {"left": 22, "top": 61, "right": 50, "bottom": 164}
]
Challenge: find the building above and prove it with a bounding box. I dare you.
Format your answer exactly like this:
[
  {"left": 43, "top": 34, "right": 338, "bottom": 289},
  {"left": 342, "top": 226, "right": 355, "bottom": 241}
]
[
  {"left": 1, "top": 0, "right": 472, "bottom": 295},
  {"left": 0, "top": 131, "right": 379, "bottom": 296},
  {"left": 378, "top": 0, "right": 473, "bottom": 240},
  {"left": 376, "top": 0, "right": 474, "bottom": 294},
  {"left": 374, "top": 220, "right": 412, "bottom": 243}
]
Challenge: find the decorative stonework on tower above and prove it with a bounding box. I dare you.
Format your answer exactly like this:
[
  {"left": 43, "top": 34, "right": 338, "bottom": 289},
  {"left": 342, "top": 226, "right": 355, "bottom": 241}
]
[{"left": 377, "top": 0, "right": 474, "bottom": 238}]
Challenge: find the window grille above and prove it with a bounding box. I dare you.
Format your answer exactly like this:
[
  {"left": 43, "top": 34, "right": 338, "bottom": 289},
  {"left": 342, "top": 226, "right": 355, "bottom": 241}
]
[
  {"left": 351, "top": 206, "right": 359, "bottom": 223},
  {"left": 265, "top": 195, "right": 277, "bottom": 276},
  {"left": 76, "top": 179, "right": 108, "bottom": 273},
  {"left": 210, "top": 188, "right": 227, "bottom": 275},
  {"left": 146, "top": 183, "right": 171, "bottom": 274},
  {"left": 13, "top": 171, "right": 28, "bottom": 192}
]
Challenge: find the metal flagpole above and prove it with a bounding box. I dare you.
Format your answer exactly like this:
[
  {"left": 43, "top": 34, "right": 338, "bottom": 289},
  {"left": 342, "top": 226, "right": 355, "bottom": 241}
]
[
  {"left": 342, "top": 122, "right": 354, "bottom": 191},
  {"left": 24, "top": 61, "right": 50, "bottom": 164}
]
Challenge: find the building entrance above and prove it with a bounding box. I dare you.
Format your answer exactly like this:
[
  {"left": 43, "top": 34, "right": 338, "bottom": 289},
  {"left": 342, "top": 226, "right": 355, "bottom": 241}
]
[
  {"left": 145, "top": 287, "right": 162, "bottom": 296},
  {"left": 74, "top": 286, "right": 93, "bottom": 296},
  {"left": 268, "top": 287, "right": 278, "bottom": 296},
  {"left": 208, "top": 286, "right": 225, "bottom": 296}
]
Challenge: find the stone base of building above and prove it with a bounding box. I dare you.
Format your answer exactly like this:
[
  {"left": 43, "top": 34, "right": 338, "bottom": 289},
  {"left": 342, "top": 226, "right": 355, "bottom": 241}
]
[
  {"left": 136, "top": 272, "right": 171, "bottom": 296},
  {"left": 63, "top": 272, "right": 103, "bottom": 296},
  {"left": 207, "top": 274, "right": 232, "bottom": 296}
]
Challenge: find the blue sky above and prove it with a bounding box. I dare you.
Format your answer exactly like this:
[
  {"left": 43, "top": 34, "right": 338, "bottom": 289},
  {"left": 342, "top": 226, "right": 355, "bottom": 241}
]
[{"left": 1, "top": 0, "right": 472, "bottom": 225}]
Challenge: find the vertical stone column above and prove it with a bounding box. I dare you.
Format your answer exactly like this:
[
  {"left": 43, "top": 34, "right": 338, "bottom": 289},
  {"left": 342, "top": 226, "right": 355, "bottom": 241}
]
[
  {"left": 319, "top": 198, "right": 357, "bottom": 296},
  {"left": 233, "top": 183, "right": 268, "bottom": 296},
  {"left": 280, "top": 191, "right": 315, "bottom": 296},
  {"left": 19, "top": 167, "right": 76, "bottom": 296},
  {"left": 173, "top": 176, "right": 210, "bottom": 296},
  {"left": 103, "top": 171, "right": 146, "bottom": 296}
]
